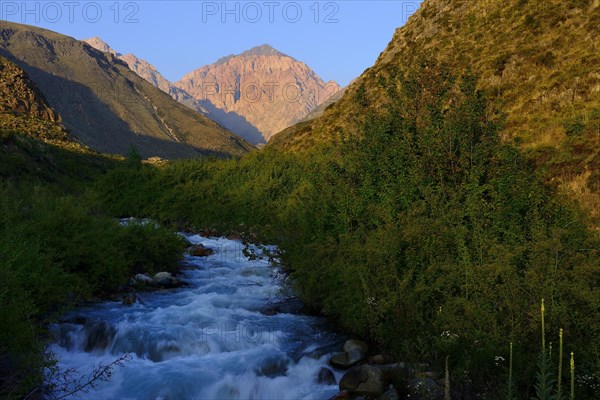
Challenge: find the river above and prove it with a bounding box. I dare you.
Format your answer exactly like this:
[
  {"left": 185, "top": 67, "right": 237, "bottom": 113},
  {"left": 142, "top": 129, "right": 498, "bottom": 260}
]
[{"left": 50, "top": 234, "right": 345, "bottom": 399}]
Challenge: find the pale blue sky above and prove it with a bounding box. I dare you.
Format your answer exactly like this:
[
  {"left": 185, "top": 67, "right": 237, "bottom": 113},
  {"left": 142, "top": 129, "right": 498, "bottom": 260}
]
[{"left": 1, "top": 1, "right": 422, "bottom": 86}]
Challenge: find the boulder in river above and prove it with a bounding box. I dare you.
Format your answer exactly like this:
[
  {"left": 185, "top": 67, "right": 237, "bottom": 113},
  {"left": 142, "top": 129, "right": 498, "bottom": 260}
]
[
  {"left": 84, "top": 321, "right": 116, "bottom": 352},
  {"left": 188, "top": 244, "right": 215, "bottom": 257},
  {"left": 122, "top": 293, "right": 137, "bottom": 306},
  {"left": 339, "top": 364, "right": 385, "bottom": 397},
  {"left": 330, "top": 348, "right": 365, "bottom": 369},
  {"left": 254, "top": 355, "right": 290, "bottom": 377},
  {"left": 370, "top": 354, "right": 388, "bottom": 365},
  {"left": 315, "top": 366, "right": 336, "bottom": 385},
  {"left": 226, "top": 231, "right": 242, "bottom": 240},
  {"left": 377, "top": 362, "right": 412, "bottom": 382},
  {"left": 153, "top": 272, "right": 180, "bottom": 287},
  {"left": 134, "top": 273, "right": 153, "bottom": 284},
  {"left": 343, "top": 339, "right": 368, "bottom": 354},
  {"left": 261, "top": 298, "right": 304, "bottom": 315}
]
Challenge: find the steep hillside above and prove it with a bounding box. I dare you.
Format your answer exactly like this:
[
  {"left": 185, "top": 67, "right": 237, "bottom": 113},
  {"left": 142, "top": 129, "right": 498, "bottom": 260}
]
[
  {"left": 271, "top": 0, "right": 600, "bottom": 219},
  {"left": 0, "top": 22, "right": 253, "bottom": 159},
  {"left": 0, "top": 56, "right": 115, "bottom": 187},
  {"left": 0, "top": 55, "right": 78, "bottom": 146},
  {"left": 297, "top": 87, "right": 346, "bottom": 123},
  {"left": 175, "top": 45, "right": 341, "bottom": 143},
  {"left": 83, "top": 38, "right": 204, "bottom": 114},
  {"left": 84, "top": 38, "right": 171, "bottom": 94}
]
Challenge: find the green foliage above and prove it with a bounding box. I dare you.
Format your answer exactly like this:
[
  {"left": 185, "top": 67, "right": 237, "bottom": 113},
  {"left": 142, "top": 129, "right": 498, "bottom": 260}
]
[
  {"left": 563, "top": 116, "right": 585, "bottom": 137},
  {"left": 536, "top": 51, "right": 556, "bottom": 68},
  {"left": 532, "top": 351, "right": 557, "bottom": 400},
  {"left": 354, "top": 84, "right": 369, "bottom": 108},
  {"left": 126, "top": 145, "right": 142, "bottom": 168}
]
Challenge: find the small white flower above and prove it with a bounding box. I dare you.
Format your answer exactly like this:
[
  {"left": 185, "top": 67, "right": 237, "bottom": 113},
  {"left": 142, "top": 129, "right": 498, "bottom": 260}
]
[{"left": 366, "top": 297, "right": 377, "bottom": 306}]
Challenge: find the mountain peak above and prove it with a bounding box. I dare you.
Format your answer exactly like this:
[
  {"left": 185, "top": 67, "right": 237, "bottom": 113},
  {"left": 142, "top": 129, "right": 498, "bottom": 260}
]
[
  {"left": 176, "top": 43, "right": 340, "bottom": 143},
  {"left": 242, "top": 44, "right": 286, "bottom": 57},
  {"left": 83, "top": 37, "right": 120, "bottom": 57},
  {"left": 216, "top": 44, "right": 289, "bottom": 65}
]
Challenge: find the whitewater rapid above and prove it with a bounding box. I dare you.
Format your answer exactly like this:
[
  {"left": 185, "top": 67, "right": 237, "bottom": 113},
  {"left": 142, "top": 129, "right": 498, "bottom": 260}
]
[{"left": 50, "top": 235, "right": 344, "bottom": 400}]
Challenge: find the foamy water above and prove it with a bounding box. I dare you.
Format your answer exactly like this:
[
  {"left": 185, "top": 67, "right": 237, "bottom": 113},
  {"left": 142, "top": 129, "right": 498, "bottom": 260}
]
[{"left": 50, "top": 235, "right": 344, "bottom": 399}]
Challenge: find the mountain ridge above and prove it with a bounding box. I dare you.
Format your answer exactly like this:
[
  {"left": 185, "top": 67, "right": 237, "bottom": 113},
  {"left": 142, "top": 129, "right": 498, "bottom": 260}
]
[
  {"left": 84, "top": 37, "right": 341, "bottom": 144},
  {"left": 0, "top": 21, "right": 254, "bottom": 159}
]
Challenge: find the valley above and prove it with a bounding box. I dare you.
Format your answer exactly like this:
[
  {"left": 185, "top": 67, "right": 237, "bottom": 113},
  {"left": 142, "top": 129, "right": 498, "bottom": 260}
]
[{"left": 1, "top": 1, "right": 599, "bottom": 399}]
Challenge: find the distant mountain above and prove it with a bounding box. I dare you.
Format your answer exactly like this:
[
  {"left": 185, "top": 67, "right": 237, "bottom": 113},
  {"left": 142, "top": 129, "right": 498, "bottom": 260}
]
[
  {"left": 84, "top": 40, "right": 342, "bottom": 144},
  {"left": 175, "top": 45, "right": 342, "bottom": 143},
  {"left": 0, "top": 22, "right": 253, "bottom": 159},
  {"left": 84, "top": 38, "right": 172, "bottom": 94},
  {"left": 270, "top": 0, "right": 600, "bottom": 220},
  {"left": 83, "top": 38, "right": 205, "bottom": 114},
  {"left": 84, "top": 37, "right": 119, "bottom": 57},
  {"left": 297, "top": 86, "right": 346, "bottom": 123},
  {"left": 83, "top": 39, "right": 341, "bottom": 144}
]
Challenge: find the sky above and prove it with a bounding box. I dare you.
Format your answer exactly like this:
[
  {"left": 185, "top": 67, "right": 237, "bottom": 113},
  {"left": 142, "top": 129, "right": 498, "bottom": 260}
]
[{"left": 0, "top": 1, "right": 423, "bottom": 86}]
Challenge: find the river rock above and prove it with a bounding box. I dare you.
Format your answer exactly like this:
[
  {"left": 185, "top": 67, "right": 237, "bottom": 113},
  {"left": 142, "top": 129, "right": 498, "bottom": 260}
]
[
  {"left": 370, "top": 354, "right": 388, "bottom": 365},
  {"left": 261, "top": 298, "right": 304, "bottom": 315},
  {"left": 188, "top": 244, "right": 215, "bottom": 257},
  {"left": 377, "top": 362, "right": 411, "bottom": 382},
  {"left": 226, "top": 231, "right": 242, "bottom": 240},
  {"left": 343, "top": 339, "right": 368, "bottom": 354},
  {"left": 254, "top": 355, "right": 290, "bottom": 377},
  {"left": 84, "top": 321, "right": 116, "bottom": 352},
  {"left": 153, "top": 272, "right": 178, "bottom": 287},
  {"left": 303, "top": 350, "right": 324, "bottom": 360},
  {"left": 134, "top": 273, "right": 153, "bottom": 284},
  {"left": 330, "top": 348, "right": 365, "bottom": 369},
  {"left": 339, "top": 365, "right": 385, "bottom": 397},
  {"left": 122, "top": 293, "right": 137, "bottom": 306},
  {"left": 315, "top": 367, "right": 336, "bottom": 385},
  {"left": 148, "top": 341, "right": 181, "bottom": 362}
]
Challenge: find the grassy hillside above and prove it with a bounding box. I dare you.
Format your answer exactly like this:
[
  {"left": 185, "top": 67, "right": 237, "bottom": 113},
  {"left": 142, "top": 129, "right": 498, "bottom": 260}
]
[
  {"left": 271, "top": 0, "right": 600, "bottom": 221},
  {"left": 0, "top": 21, "right": 254, "bottom": 159}
]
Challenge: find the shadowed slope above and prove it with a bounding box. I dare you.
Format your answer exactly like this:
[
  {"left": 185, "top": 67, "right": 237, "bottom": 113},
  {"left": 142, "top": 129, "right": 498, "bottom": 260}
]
[{"left": 0, "top": 21, "right": 254, "bottom": 159}]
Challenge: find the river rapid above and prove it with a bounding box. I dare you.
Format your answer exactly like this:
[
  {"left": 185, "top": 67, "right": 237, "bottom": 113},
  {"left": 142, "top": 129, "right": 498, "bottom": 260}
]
[{"left": 50, "top": 234, "right": 345, "bottom": 400}]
